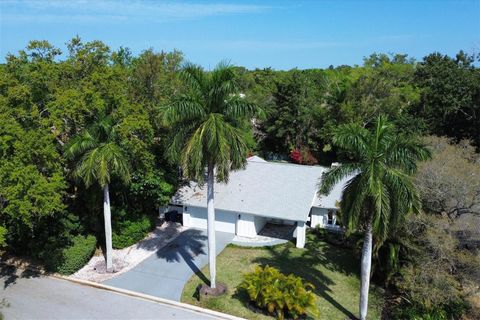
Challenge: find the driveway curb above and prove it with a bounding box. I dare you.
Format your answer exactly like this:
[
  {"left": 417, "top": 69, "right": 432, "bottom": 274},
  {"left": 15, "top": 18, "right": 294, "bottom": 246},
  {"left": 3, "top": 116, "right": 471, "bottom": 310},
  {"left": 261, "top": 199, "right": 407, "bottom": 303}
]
[{"left": 54, "top": 274, "right": 245, "bottom": 320}]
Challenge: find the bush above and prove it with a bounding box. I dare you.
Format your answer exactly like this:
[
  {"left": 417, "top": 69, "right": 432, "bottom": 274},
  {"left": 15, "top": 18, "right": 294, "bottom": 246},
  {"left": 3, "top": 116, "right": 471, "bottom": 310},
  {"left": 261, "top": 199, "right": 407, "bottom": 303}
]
[
  {"left": 44, "top": 235, "right": 96, "bottom": 275},
  {"left": 112, "top": 215, "right": 153, "bottom": 249},
  {"left": 312, "top": 226, "right": 358, "bottom": 248},
  {"left": 239, "top": 265, "right": 318, "bottom": 320},
  {"left": 393, "top": 301, "right": 468, "bottom": 320}
]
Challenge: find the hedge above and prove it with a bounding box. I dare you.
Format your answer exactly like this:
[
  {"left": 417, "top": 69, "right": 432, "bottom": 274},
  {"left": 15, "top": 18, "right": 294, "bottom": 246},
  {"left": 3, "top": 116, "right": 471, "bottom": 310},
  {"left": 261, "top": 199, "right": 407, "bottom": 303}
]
[
  {"left": 45, "top": 235, "right": 96, "bottom": 275},
  {"left": 112, "top": 216, "right": 153, "bottom": 249}
]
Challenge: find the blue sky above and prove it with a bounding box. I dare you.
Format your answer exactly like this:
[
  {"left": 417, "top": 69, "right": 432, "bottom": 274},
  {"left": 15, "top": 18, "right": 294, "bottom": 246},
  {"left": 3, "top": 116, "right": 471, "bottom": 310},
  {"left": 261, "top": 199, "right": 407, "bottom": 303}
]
[{"left": 0, "top": 0, "right": 479, "bottom": 69}]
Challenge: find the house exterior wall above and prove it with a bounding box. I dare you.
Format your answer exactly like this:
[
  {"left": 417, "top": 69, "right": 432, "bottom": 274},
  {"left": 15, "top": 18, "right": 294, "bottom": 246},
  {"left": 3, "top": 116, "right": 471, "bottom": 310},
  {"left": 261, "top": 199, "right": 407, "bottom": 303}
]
[
  {"left": 236, "top": 213, "right": 254, "bottom": 237},
  {"left": 182, "top": 211, "right": 191, "bottom": 227},
  {"left": 311, "top": 207, "right": 327, "bottom": 228},
  {"left": 310, "top": 206, "right": 342, "bottom": 231},
  {"left": 185, "top": 206, "right": 237, "bottom": 233},
  {"left": 236, "top": 213, "right": 267, "bottom": 238}
]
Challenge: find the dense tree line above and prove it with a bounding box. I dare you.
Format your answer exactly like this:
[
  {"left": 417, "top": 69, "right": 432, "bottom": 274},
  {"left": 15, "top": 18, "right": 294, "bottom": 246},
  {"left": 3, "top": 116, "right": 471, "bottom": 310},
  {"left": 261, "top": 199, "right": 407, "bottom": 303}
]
[
  {"left": 237, "top": 52, "right": 479, "bottom": 164},
  {"left": 0, "top": 39, "right": 181, "bottom": 260},
  {"left": 1, "top": 38, "right": 479, "bottom": 318}
]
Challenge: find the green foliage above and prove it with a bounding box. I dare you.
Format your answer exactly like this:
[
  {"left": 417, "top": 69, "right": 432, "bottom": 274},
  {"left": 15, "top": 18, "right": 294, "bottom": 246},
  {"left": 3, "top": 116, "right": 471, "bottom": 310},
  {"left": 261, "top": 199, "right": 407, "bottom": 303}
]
[
  {"left": 0, "top": 38, "right": 179, "bottom": 265},
  {"left": 313, "top": 225, "right": 360, "bottom": 249},
  {"left": 393, "top": 301, "right": 468, "bottom": 320},
  {"left": 129, "top": 170, "right": 175, "bottom": 209},
  {"left": 414, "top": 51, "right": 480, "bottom": 147},
  {"left": 245, "top": 54, "right": 428, "bottom": 163},
  {"left": 112, "top": 213, "right": 153, "bottom": 249},
  {"left": 44, "top": 235, "right": 97, "bottom": 275},
  {"left": 0, "top": 226, "right": 6, "bottom": 248},
  {"left": 259, "top": 70, "right": 323, "bottom": 157},
  {"left": 239, "top": 265, "right": 318, "bottom": 320}
]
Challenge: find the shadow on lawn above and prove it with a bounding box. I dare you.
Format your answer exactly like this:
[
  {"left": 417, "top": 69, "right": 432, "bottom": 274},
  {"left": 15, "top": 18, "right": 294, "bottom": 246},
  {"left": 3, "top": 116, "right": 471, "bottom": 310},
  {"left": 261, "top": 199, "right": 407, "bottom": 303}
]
[
  {"left": 156, "top": 228, "right": 211, "bottom": 286},
  {"left": 245, "top": 233, "right": 359, "bottom": 320}
]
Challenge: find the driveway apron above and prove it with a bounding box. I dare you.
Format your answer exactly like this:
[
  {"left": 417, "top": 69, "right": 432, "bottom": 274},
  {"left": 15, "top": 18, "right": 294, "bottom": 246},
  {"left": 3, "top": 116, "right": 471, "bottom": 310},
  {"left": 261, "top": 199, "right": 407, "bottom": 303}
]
[{"left": 104, "top": 228, "right": 234, "bottom": 301}]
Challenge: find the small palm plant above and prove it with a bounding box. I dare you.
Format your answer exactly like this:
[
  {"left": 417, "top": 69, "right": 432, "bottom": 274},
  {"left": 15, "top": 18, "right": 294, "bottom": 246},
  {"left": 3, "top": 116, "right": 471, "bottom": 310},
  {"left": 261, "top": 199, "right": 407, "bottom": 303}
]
[
  {"left": 163, "top": 61, "right": 260, "bottom": 289},
  {"left": 65, "top": 115, "right": 130, "bottom": 271},
  {"left": 318, "top": 115, "right": 430, "bottom": 320}
]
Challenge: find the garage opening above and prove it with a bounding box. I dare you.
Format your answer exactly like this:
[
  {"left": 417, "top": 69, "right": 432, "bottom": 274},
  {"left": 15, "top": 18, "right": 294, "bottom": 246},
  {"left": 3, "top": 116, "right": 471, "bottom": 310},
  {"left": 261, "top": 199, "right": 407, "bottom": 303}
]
[{"left": 165, "top": 205, "right": 183, "bottom": 224}]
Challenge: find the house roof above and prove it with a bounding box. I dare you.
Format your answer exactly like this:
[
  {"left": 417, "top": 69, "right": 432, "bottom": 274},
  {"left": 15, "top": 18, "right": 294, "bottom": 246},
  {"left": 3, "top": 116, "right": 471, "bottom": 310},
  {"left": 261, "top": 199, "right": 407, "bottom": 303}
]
[
  {"left": 172, "top": 157, "right": 331, "bottom": 222},
  {"left": 313, "top": 174, "right": 354, "bottom": 209}
]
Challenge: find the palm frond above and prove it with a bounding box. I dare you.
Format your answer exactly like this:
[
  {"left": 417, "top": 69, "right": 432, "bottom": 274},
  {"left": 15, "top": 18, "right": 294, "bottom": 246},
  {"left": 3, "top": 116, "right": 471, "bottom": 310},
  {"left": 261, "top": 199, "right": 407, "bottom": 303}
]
[
  {"left": 332, "top": 123, "right": 369, "bottom": 159},
  {"left": 68, "top": 114, "right": 130, "bottom": 188},
  {"left": 318, "top": 163, "right": 360, "bottom": 196},
  {"left": 163, "top": 97, "right": 206, "bottom": 125},
  {"left": 223, "top": 96, "right": 262, "bottom": 121},
  {"left": 179, "top": 62, "right": 207, "bottom": 99},
  {"left": 65, "top": 131, "right": 97, "bottom": 160},
  {"left": 386, "top": 134, "right": 431, "bottom": 174},
  {"left": 75, "top": 147, "right": 101, "bottom": 188},
  {"left": 340, "top": 174, "right": 369, "bottom": 231}
]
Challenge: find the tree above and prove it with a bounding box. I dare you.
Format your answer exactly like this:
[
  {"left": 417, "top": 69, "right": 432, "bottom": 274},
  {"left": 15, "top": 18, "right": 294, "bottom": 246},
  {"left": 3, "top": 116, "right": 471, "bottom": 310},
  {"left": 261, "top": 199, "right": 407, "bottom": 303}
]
[
  {"left": 386, "top": 211, "right": 480, "bottom": 319},
  {"left": 65, "top": 115, "right": 130, "bottom": 270},
  {"left": 414, "top": 136, "right": 480, "bottom": 219},
  {"left": 257, "top": 69, "right": 325, "bottom": 160},
  {"left": 414, "top": 51, "right": 480, "bottom": 147},
  {"left": 318, "top": 116, "right": 430, "bottom": 320},
  {"left": 163, "top": 62, "right": 260, "bottom": 289}
]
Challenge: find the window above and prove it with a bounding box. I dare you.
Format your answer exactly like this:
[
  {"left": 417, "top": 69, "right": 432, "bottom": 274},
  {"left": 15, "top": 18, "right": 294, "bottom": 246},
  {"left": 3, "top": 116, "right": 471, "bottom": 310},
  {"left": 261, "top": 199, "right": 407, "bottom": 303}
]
[{"left": 327, "top": 210, "right": 333, "bottom": 225}]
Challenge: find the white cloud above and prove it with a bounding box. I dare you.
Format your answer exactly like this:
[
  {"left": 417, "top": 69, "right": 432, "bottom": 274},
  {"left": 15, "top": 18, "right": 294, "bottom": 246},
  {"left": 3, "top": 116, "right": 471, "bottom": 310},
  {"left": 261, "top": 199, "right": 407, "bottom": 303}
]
[{"left": 0, "top": 0, "right": 270, "bottom": 23}]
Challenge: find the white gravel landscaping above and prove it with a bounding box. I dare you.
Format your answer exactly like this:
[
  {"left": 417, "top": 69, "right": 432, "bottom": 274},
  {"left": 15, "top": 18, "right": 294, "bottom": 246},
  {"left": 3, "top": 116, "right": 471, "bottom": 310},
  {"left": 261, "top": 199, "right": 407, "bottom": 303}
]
[{"left": 71, "top": 222, "right": 185, "bottom": 283}]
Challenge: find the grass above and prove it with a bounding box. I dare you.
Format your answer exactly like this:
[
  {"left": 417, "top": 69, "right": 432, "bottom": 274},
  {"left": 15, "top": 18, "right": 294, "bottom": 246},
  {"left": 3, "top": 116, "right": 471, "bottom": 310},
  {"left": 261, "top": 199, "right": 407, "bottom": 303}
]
[{"left": 181, "top": 231, "right": 384, "bottom": 319}]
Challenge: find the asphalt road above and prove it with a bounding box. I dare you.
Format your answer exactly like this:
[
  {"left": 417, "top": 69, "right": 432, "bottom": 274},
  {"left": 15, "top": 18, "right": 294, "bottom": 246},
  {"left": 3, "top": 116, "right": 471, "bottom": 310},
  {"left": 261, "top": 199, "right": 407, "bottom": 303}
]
[
  {"left": 0, "top": 264, "right": 224, "bottom": 320},
  {"left": 105, "top": 228, "right": 234, "bottom": 301}
]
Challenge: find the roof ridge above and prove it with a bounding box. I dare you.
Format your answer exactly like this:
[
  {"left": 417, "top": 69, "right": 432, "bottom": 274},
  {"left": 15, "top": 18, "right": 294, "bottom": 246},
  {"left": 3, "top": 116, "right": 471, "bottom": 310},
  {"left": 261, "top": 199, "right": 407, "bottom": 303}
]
[{"left": 247, "top": 159, "right": 327, "bottom": 169}]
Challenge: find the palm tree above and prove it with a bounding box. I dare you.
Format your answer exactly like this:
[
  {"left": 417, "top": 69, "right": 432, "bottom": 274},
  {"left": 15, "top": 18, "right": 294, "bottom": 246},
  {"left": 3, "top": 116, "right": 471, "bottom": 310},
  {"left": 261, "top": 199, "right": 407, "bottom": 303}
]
[
  {"left": 163, "top": 62, "right": 260, "bottom": 289},
  {"left": 65, "top": 115, "right": 130, "bottom": 271},
  {"left": 318, "top": 116, "right": 430, "bottom": 320}
]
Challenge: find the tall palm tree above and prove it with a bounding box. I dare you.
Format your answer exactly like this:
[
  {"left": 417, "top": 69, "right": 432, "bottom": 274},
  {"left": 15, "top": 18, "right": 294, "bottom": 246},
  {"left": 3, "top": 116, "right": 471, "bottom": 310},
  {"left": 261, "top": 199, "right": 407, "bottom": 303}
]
[
  {"left": 163, "top": 62, "right": 260, "bottom": 289},
  {"left": 65, "top": 115, "right": 130, "bottom": 271},
  {"left": 318, "top": 116, "right": 430, "bottom": 320}
]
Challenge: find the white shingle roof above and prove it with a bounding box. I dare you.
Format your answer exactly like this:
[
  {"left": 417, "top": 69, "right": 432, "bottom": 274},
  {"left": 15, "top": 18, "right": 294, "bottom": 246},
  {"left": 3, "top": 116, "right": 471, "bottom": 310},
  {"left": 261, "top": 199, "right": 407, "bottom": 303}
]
[
  {"left": 314, "top": 174, "right": 354, "bottom": 209},
  {"left": 172, "top": 157, "right": 352, "bottom": 221}
]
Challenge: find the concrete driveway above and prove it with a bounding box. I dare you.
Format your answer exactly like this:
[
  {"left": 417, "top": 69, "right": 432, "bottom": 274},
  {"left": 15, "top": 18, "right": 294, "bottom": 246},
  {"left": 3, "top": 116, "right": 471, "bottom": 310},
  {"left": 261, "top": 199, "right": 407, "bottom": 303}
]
[
  {"left": 104, "top": 228, "right": 234, "bottom": 301},
  {"left": 0, "top": 265, "right": 225, "bottom": 319}
]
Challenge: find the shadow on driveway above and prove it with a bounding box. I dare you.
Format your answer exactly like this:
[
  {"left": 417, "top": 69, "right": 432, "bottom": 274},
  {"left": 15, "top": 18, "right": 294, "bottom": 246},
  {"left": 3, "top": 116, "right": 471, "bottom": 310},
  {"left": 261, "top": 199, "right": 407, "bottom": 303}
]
[{"left": 104, "top": 228, "right": 234, "bottom": 301}]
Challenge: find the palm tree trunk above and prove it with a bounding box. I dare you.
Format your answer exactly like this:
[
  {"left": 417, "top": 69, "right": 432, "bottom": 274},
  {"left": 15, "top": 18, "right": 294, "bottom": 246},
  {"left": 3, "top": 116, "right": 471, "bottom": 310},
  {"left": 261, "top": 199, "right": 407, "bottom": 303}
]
[
  {"left": 206, "top": 165, "right": 216, "bottom": 289},
  {"left": 103, "top": 184, "right": 113, "bottom": 271},
  {"left": 359, "top": 219, "right": 373, "bottom": 320}
]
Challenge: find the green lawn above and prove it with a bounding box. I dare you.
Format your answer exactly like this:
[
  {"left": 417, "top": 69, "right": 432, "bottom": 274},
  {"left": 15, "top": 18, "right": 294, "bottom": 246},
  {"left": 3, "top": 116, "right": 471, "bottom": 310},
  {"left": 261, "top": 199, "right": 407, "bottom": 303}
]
[{"left": 181, "top": 232, "right": 384, "bottom": 319}]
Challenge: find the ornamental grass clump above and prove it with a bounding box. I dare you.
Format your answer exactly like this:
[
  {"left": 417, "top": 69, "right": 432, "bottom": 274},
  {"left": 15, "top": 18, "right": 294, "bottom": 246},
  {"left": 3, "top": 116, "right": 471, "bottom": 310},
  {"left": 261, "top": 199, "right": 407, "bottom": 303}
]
[{"left": 239, "top": 265, "right": 318, "bottom": 320}]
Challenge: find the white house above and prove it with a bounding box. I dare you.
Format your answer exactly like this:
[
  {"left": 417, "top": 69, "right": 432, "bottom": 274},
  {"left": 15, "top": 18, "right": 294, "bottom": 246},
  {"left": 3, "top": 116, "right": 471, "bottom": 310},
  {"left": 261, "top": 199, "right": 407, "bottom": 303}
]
[{"left": 169, "top": 156, "right": 350, "bottom": 248}]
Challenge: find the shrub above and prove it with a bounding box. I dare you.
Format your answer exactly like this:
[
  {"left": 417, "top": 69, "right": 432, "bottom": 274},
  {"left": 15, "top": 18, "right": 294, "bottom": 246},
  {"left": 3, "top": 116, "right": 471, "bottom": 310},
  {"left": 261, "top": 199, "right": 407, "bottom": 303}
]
[
  {"left": 44, "top": 235, "right": 96, "bottom": 275},
  {"left": 393, "top": 301, "right": 468, "bottom": 320},
  {"left": 239, "top": 265, "right": 318, "bottom": 320},
  {"left": 112, "top": 215, "right": 153, "bottom": 249}
]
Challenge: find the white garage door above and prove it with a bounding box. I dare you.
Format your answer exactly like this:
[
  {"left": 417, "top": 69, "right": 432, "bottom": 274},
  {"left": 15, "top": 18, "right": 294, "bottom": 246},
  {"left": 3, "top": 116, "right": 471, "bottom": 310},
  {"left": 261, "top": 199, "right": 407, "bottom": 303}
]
[{"left": 188, "top": 207, "right": 237, "bottom": 234}]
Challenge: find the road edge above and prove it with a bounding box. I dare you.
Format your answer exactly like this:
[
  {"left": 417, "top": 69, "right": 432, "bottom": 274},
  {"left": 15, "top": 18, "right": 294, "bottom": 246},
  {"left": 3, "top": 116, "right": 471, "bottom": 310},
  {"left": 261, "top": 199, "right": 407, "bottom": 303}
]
[{"left": 53, "top": 274, "right": 245, "bottom": 320}]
